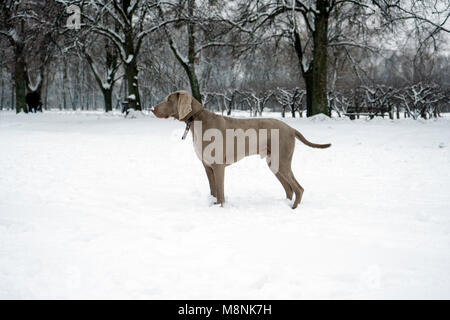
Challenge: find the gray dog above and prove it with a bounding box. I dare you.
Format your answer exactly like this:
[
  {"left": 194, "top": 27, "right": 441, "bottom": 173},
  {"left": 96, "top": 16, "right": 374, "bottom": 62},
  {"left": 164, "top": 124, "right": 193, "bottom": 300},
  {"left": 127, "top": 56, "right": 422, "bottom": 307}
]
[{"left": 152, "top": 90, "right": 331, "bottom": 209}]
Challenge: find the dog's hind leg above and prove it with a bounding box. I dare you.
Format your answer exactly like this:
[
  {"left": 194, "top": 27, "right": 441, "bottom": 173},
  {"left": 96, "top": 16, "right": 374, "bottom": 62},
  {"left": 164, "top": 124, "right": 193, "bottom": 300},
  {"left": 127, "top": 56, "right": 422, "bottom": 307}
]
[
  {"left": 268, "top": 157, "right": 293, "bottom": 200},
  {"left": 287, "top": 170, "right": 305, "bottom": 209},
  {"left": 275, "top": 172, "right": 293, "bottom": 200},
  {"left": 273, "top": 144, "right": 300, "bottom": 206},
  {"left": 289, "top": 172, "right": 304, "bottom": 209},
  {"left": 279, "top": 168, "right": 304, "bottom": 209}
]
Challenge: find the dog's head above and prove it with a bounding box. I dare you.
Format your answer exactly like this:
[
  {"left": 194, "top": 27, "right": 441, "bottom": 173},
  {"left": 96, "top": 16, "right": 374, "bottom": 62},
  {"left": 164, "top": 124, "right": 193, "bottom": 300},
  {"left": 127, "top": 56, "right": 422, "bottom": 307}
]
[{"left": 152, "top": 90, "right": 201, "bottom": 121}]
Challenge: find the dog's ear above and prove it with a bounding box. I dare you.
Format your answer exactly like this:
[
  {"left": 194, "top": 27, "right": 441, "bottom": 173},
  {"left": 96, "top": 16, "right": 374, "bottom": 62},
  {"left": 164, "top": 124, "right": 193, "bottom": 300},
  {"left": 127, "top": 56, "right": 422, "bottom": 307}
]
[{"left": 177, "top": 91, "right": 192, "bottom": 120}]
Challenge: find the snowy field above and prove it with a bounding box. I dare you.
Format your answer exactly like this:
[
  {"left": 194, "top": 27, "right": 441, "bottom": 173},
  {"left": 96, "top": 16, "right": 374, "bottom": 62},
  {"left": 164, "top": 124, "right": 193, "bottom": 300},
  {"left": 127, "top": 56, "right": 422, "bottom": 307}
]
[{"left": 0, "top": 110, "right": 449, "bottom": 299}]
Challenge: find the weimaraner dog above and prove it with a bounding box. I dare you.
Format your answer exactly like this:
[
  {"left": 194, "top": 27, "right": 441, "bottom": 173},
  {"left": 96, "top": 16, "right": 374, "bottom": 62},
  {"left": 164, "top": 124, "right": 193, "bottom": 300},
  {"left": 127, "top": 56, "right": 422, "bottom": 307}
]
[{"left": 152, "top": 90, "right": 331, "bottom": 209}]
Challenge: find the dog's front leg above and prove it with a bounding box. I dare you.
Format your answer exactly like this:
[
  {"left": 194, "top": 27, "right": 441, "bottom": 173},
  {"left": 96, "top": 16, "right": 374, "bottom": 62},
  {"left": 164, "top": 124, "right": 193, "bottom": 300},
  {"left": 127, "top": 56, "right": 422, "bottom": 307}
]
[
  {"left": 203, "top": 163, "right": 216, "bottom": 198},
  {"left": 211, "top": 164, "right": 225, "bottom": 206}
]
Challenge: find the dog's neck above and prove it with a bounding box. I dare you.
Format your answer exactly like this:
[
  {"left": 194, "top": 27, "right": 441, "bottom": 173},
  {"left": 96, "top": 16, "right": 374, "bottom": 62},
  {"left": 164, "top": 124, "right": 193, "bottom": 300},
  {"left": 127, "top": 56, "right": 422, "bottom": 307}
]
[
  {"left": 181, "top": 109, "right": 204, "bottom": 140},
  {"left": 186, "top": 109, "right": 204, "bottom": 122}
]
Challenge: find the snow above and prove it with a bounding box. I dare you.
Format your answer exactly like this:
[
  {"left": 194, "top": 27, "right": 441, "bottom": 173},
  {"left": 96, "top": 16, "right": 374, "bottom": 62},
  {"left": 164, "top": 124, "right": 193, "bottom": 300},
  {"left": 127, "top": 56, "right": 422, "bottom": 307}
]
[
  {"left": 127, "top": 94, "right": 136, "bottom": 100},
  {"left": 125, "top": 55, "right": 134, "bottom": 64},
  {"left": 28, "top": 74, "right": 42, "bottom": 92},
  {"left": 0, "top": 111, "right": 449, "bottom": 299},
  {"left": 9, "top": 29, "right": 20, "bottom": 42},
  {"left": 125, "top": 109, "right": 145, "bottom": 119},
  {"left": 127, "top": 1, "right": 138, "bottom": 15},
  {"left": 307, "top": 113, "right": 330, "bottom": 122}
]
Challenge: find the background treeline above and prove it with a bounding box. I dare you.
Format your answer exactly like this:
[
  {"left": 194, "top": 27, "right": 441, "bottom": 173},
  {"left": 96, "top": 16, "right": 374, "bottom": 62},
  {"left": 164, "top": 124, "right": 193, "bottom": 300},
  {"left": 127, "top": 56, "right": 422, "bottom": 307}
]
[{"left": 0, "top": 0, "right": 449, "bottom": 118}]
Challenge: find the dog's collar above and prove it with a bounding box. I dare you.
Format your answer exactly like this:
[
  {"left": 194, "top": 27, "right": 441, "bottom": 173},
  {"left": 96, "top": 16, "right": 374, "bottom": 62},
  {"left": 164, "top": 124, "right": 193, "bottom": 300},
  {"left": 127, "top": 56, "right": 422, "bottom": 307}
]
[{"left": 182, "top": 109, "right": 203, "bottom": 140}]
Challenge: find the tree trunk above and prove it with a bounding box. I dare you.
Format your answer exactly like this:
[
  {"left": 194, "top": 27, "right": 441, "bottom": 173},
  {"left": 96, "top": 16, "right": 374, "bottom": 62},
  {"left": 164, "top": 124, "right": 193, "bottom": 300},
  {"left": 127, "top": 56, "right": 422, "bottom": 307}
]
[
  {"left": 436, "top": 104, "right": 441, "bottom": 117},
  {"left": 14, "top": 42, "right": 27, "bottom": 113},
  {"left": 34, "top": 86, "right": 43, "bottom": 112},
  {"left": 85, "top": 49, "right": 116, "bottom": 113},
  {"left": 44, "top": 76, "right": 48, "bottom": 110},
  {"left": 167, "top": 0, "right": 202, "bottom": 104},
  {"left": 62, "top": 60, "right": 67, "bottom": 110},
  {"left": 172, "top": 0, "right": 202, "bottom": 103},
  {"left": 26, "top": 66, "right": 45, "bottom": 112},
  {"left": 420, "top": 107, "right": 427, "bottom": 119},
  {"left": 1, "top": 70, "right": 4, "bottom": 110},
  {"left": 226, "top": 93, "right": 235, "bottom": 116},
  {"left": 304, "top": 68, "right": 313, "bottom": 116},
  {"left": 186, "top": 64, "right": 202, "bottom": 103},
  {"left": 292, "top": 28, "right": 312, "bottom": 117},
  {"left": 187, "top": 0, "right": 201, "bottom": 103},
  {"left": 0, "top": 49, "right": 3, "bottom": 110},
  {"left": 311, "top": 1, "right": 329, "bottom": 116},
  {"left": 122, "top": 0, "right": 141, "bottom": 111},
  {"left": 11, "top": 80, "right": 15, "bottom": 111},
  {"left": 124, "top": 56, "right": 141, "bottom": 111},
  {"left": 103, "top": 89, "right": 113, "bottom": 113}
]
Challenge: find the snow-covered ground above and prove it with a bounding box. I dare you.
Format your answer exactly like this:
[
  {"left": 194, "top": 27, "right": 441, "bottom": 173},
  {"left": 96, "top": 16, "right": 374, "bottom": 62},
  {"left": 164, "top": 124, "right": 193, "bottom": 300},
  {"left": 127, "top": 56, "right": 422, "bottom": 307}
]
[{"left": 1, "top": 110, "right": 449, "bottom": 299}]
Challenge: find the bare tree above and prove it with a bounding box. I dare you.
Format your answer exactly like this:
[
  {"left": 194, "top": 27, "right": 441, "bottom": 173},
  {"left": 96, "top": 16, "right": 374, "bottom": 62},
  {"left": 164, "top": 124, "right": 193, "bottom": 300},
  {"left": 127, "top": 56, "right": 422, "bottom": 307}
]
[
  {"left": 219, "top": 0, "right": 380, "bottom": 116},
  {"left": 60, "top": 0, "right": 178, "bottom": 111},
  {"left": 0, "top": 0, "right": 64, "bottom": 113},
  {"left": 276, "top": 88, "right": 306, "bottom": 118},
  {"left": 158, "top": 0, "right": 250, "bottom": 103},
  {"left": 395, "top": 83, "right": 444, "bottom": 119},
  {"left": 74, "top": 31, "right": 122, "bottom": 112},
  {"left": 0, "top": 0, "right": 29, "bottom": 113},
  {"left": 218, "top": 0, "right": 449, "bottom": 118}
]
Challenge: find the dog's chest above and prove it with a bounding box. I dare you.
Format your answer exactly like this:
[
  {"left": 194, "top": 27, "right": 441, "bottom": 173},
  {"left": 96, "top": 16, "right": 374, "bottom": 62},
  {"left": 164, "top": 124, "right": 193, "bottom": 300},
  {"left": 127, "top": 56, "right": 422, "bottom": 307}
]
[{"left": 192, "top": 128, "right": 205, "bottom": 162}]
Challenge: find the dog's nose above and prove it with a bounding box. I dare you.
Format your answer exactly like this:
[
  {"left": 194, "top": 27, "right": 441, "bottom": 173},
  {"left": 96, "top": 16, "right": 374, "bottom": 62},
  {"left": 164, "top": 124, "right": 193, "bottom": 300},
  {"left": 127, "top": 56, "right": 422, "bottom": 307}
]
[{"left": 151, "top": 105, "right": 158, "bottom": 115}]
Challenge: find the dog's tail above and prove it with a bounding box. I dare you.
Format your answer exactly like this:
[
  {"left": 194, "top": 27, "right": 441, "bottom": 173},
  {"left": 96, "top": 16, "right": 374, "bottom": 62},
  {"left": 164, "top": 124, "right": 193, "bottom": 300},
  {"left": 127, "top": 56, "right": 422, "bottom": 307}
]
[{"left": 294, "top": 130, "right": 331, "bottom": 149}]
